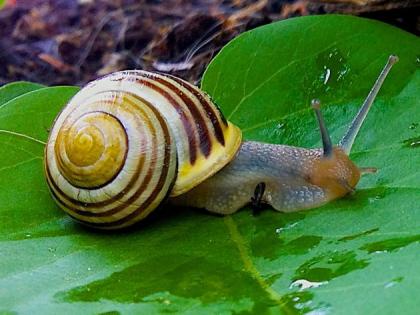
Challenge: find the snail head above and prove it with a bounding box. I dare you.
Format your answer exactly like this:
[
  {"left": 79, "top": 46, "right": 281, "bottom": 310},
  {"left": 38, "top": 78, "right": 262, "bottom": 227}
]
[{"left": 308, "top": 54, "right": 398, "bottom": 197}]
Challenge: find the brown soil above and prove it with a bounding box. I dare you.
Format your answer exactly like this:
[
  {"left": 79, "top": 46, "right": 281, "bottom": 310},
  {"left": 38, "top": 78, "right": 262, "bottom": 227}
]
[{"left": 0, "top": 0, "right": 418, "bottom": 86}]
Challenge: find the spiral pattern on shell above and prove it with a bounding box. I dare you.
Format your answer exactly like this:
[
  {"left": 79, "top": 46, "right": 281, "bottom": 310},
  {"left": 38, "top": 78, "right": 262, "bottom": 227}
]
[{"left": 44, "top": 71, "right": 241, "bottom": 229}]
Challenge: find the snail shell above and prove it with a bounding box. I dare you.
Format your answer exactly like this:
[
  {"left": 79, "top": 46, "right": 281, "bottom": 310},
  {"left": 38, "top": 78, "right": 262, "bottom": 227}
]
[{"left": 44, "top": 71, "right": 242, "bottom": 229}]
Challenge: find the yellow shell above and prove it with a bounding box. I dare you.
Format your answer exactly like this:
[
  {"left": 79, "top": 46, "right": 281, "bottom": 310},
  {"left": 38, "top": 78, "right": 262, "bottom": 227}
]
[{"left": 44, "top": 71, "right": 242, "bottom": 229}]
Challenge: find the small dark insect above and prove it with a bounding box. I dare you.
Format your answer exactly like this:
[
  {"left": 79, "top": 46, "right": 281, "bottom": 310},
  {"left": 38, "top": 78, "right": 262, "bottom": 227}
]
[{"left": 251, "top": 182, "right": 266, "bottom": 215}]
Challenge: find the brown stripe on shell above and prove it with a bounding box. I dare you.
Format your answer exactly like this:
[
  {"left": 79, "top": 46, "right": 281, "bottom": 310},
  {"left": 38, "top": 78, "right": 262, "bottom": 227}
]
[
  {"left": 49, "top": 92, "right": 174, "bottom": 224},
  {"left": 132, "top": 77, "right": 198, "bottom": 164},
  {"left": 45, "top": 92, "right": 165, "bottom": 216},
  {"left": 78, "top": 96, "right": 174, "bottom": 228},
  {"left": 54, "top": 111, "right": 129, "bottom": 190},
  {"left": 45, "top": 97, "right": 147, "bottom": 210},
  {"left": 162, "top": 73, "right": 227, "bottom": 146},
  {"left": 140, "top": 72, "right": 213, "bottom": 157}
]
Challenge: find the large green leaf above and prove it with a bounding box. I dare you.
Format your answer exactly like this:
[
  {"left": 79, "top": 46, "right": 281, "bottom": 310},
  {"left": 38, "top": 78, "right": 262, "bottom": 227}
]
[{"left": 0, "top": 15, "right": 419, "bottom": 314}]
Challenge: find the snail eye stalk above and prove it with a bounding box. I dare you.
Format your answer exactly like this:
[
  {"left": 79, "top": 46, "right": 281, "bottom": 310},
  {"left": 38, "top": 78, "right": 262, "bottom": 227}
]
[
  {"left": 339, "top": 55, "right": 399, "bottom": 155},
  {"left": 311, "top": 99, "right": 333, "bottom": 157}
]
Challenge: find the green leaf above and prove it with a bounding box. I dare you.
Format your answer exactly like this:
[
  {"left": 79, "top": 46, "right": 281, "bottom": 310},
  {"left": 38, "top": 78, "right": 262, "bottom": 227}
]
[
  {"left": 0, "top": 15, "right": 419, "bottom": 314},
  {"left": 0, "top": 82, "right": 44, "bottom": 106}
]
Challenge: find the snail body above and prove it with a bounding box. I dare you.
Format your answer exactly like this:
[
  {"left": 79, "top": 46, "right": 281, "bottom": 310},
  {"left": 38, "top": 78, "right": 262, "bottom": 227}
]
[
  {"left": 44, "top": 56, "right": 398, "bottom": 229},
  {"left": 172, "top": 143, "right": 359, "bottom": 215}
]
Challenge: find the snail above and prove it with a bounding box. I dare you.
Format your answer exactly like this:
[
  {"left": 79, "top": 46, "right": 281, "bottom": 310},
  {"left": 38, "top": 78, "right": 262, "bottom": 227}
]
[{"left": 44, "top": 55, "right": 398, "bottom": 229}]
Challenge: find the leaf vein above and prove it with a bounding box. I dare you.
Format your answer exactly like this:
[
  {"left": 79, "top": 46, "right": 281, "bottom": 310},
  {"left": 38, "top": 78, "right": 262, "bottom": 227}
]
[
  {"left": 0, "top": 157, "right": 42, "bottom": 173},
  {"left": 0, "top": 129, "right": 46, "bottom": 146}
]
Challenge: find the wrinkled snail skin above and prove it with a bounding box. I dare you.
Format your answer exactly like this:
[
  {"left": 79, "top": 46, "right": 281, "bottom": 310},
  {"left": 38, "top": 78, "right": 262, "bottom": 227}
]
[
  {"left": 44, "top": 70, "right": 241, "bottom": 229},
  {"left": 44, "top": 55, "right": 398, "bottom": 229},
  {"left": 171, "top": 142, "right": 360, "bottom": 214}
]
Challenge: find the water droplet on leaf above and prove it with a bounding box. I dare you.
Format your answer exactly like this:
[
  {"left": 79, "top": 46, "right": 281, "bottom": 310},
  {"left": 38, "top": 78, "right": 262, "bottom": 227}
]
[
  {"left": 368, "top": 195, "right": 382, "bottom": 203},
  {"left": 402, "top": 136, "right": 420, "bottom": 148},
  {"left": 360, "top": 235, "right": 420, "bottom": 254},
  {"left": 323, "top": 68, "right": 331, "bottom": 85},
  {"left": 309, "top": 48, "right": 352, "bottom": 98},
  {"left": 408, "top": 122, "right": 418, "bottom": 130},
  {"left": 275, "top": 222, "right": 298, "bottom": 234},
  {"left": 384, "top": 277, "right": 403, "bottom": 289},
  {"left": 290, "top": 279, "right": 327, "bottom": 291}
]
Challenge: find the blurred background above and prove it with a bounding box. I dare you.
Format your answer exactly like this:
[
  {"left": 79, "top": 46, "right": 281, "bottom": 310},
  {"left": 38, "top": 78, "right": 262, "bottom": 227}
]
[{"left": 0, "top": 0, "right": 418, "bottom": 86}]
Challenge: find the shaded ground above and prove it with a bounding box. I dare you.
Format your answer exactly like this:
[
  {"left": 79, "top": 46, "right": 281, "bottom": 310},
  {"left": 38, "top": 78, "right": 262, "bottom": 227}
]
[{"left": 0, "top": 0, "right": 418, "bottom": 86}]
